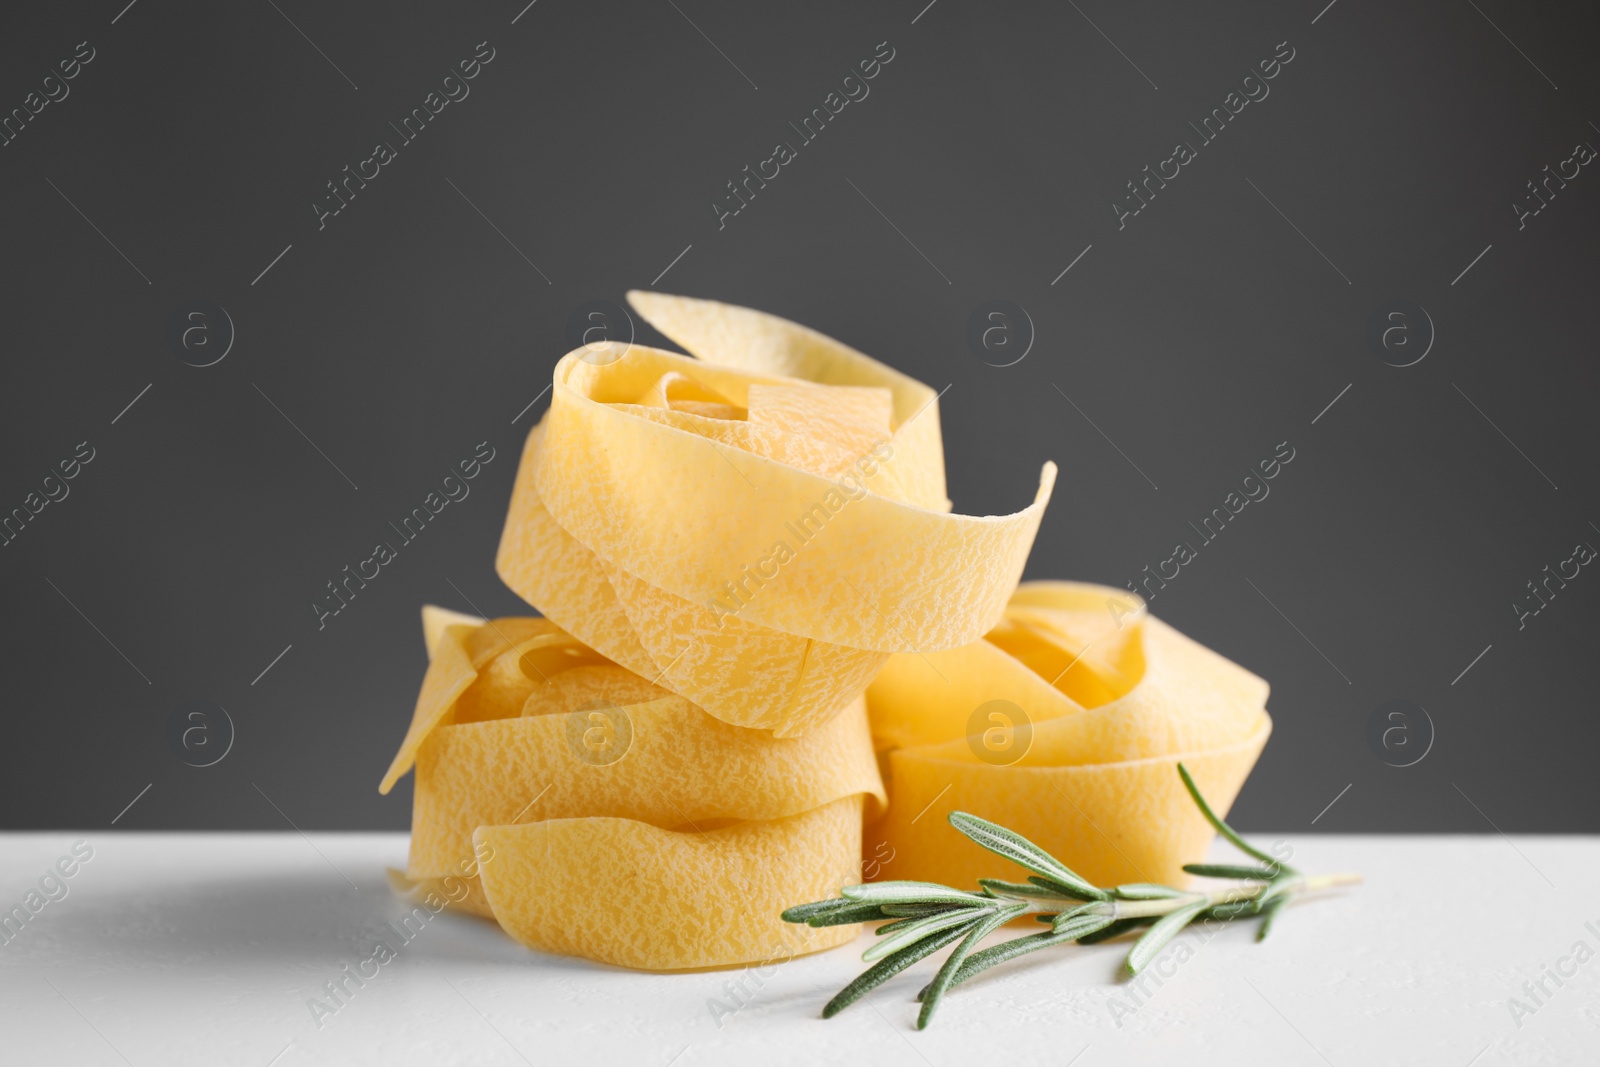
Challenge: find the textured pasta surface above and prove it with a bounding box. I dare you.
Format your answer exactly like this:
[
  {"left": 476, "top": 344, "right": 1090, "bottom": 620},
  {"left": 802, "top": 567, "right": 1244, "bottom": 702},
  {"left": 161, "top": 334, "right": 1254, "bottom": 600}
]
[
  {"left": 866, "top": 582, "right": 1271, "bottom": 889},
  {"left": 495, "top": 291, "right": 1056, "bottom": 736},
  {"left": 381, "top": 608, "right": 883, "bottom": 970}
]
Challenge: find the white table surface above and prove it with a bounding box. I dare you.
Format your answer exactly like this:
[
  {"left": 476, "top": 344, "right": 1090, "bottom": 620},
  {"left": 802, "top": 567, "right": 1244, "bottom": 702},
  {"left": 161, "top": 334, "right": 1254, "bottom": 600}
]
[{"left": 1, "top": 832, "right": 1594, "bottom": 1066}]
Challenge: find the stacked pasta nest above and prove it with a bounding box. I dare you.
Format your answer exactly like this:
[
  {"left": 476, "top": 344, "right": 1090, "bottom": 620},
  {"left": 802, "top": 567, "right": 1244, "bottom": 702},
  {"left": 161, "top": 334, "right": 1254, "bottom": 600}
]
[{"left": 380, "top": 292, "right": 1269, "bottom": 970}]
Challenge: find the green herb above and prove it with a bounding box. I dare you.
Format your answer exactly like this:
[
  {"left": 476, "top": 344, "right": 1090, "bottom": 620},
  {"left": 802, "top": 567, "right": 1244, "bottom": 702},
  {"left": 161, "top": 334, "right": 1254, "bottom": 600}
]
[{"left": 782, "top": 762, "right": 1361, "bottom": 1029}]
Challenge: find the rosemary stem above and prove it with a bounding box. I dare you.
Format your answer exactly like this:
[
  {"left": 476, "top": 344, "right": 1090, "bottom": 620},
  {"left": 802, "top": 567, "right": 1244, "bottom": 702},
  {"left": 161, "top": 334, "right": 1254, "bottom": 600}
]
[
  {"left": 1303, "top": 871, "right": 1364, "bottom": 891},
  {"left": 1030, "top": 871, "right": 1364, "bottom": 920}
]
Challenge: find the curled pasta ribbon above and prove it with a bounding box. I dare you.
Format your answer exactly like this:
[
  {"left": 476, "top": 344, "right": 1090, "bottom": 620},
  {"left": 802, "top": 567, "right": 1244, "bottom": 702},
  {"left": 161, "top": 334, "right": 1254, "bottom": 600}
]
[
  {"left": 496, "top": 291, "right": 1057, "bottom": 736},
  {"left": 866, "top": 582, "right": 1272, "bottom": 889},
  {"left": 381, "top": 606, "right": 884, "bottom": 971}
]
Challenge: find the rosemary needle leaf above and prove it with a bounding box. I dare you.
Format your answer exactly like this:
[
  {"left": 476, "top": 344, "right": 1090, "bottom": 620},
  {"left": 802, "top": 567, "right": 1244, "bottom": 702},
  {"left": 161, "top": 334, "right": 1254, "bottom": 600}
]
[
  {"left": 843, "top": 881, "right": 991, "bottom": 907},
  {"left": 948, "top": 813, "right": 1111, "bottom": 900},
  {"left": 880, "top": 903, "right": 968, "bottom": 918},
  {"left": 916, "top": 927, "right": 1083, "bottom": 1001},
  {"left": 782, "top": 898, "right": 856, "bottom": 923},
  {"left": 1051, "top": 911, "right": 1117, "bottom": 939},
  {"left": 1256, "top": 896, "right": 1288, "bottom": 941},
  {"left": 1051, "top": 900, "right": 1106, "bottom": 925},
  {"left": 1203, "top": 900, "right": 1258, "bottom": 921},
  {"left": 863, "top": 908, "right": 988, "bottom": 963},
  {"left": 789, "top": 900, "right": 890, "bottom": 927},
  {"left": 919, "top": 905, "right": 1026, "bottom": 1029},
  {"left": 1183, "top": 863, "right": 1279, "bottom": 881},
  {"left": 1078, "top": 917, "right": 1154, "bottom": 944},
  {"left": 978, "top": 878, "right": 1079, "bottom": 901},
  {"left": 1115, "top": 883, "right": 1187, "bottom": 899},
  {"left": 1026, "top": 875, "right": 1104, "bottom": 901},
  {"left": 874, "top": 917, "right": 924, "bottom": 936},
  {"left": 1177, "top": 763, "right": 1293, "bottom": 873},
  {"left": 1256, "top": 878, "right": 1298, "bottom": 906},
  {"left": 823, "top": 924, "right": 973, "bottom": 1019},
  {"left": 1126, "top": 900, "right": 1209, "bottom": 975}
]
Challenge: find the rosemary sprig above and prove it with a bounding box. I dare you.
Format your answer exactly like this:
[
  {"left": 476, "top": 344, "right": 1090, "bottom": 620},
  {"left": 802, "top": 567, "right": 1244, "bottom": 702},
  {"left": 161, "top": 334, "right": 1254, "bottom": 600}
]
[{"left": 782, "top": 762, "right": 1361, "bottom": 1029}]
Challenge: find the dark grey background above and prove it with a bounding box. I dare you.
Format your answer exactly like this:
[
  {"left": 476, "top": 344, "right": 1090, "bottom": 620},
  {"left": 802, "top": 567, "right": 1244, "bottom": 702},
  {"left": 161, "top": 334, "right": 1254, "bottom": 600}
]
[{"left": 2, "top": 0, "right": 1595, "bottom": 833}]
